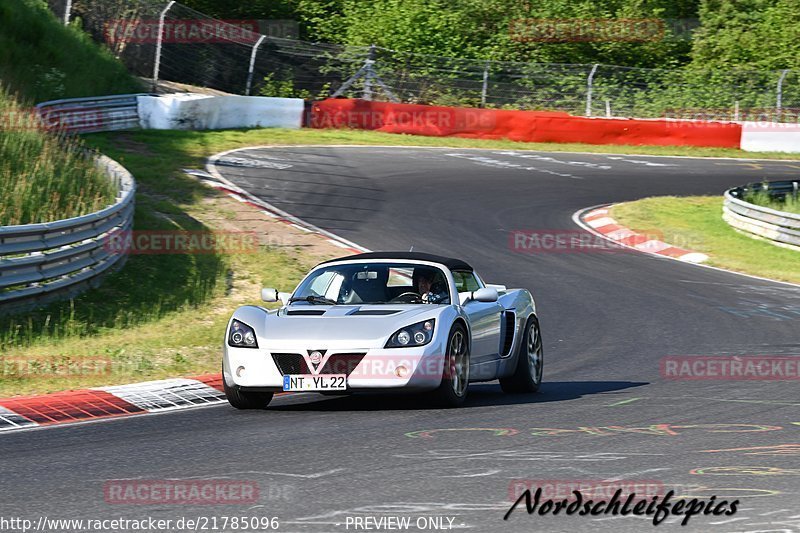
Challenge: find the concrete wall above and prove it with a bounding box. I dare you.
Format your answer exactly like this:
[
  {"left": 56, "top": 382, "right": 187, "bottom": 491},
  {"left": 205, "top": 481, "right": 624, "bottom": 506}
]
[
  {"left": 138, "top": 94, "right": 304, "bottom": 130},
  {"left": 740, "top": 122, "right": 800, "bottom": 153}
]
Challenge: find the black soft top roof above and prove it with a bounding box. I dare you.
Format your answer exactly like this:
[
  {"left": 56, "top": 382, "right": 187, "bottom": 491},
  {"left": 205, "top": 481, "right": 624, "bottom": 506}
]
[{"left": 319, "top": 251, "right": 473, "bottom": 272}]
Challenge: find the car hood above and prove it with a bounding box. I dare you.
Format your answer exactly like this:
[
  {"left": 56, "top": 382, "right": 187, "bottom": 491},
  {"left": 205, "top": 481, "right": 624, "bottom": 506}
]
[{"left": 260, "top": 304, "right": 441, "bottom": 348}]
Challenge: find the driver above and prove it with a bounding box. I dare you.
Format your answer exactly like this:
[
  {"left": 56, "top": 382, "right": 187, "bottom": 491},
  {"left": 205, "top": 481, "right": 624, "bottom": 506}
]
[{"left": 413, "top": 269, "right": 448, "bottom": 304}]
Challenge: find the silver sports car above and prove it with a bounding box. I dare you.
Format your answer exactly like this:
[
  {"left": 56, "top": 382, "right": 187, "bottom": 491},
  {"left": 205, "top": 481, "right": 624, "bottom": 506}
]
[{"left": 222, "top": 251, "right": 542, "bottom": 408}]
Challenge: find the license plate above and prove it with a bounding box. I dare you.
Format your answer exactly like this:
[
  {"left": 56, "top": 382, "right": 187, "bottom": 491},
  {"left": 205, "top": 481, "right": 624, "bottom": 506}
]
[{"left": 282, "top": 374, "right": 347, "bottom": 391}]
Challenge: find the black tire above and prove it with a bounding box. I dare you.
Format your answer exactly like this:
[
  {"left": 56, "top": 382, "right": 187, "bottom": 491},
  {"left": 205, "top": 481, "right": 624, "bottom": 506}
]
[
  {"left": 430, "top": 323, "right": 470, "bottom": 408},
  {"left": 500, "top": 315, "right": 543, "bottom": 394},
  {"left": 223, "top": 377, "right": 273, "bottom": 409}
]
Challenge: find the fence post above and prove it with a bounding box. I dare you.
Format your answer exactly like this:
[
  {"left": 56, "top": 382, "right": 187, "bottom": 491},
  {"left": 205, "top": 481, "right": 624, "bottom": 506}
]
[
  {"left": 152, "top": 1, "right": 176, "bottom": 92},
  {"left": 245, "top": 35, "right": 267, "bottom": 96},
  {"left": 363, "top": 44, "right": 376, "bottom": 101},
  {"left": 64, "top": 0, "right": 72, "bottom": 24},
  {"left": 734, "top": 101, "right": 740, "bottom": 121},
  {"left": 777, "top": 69, "right": 790, "bottom": 121},
  {"left": 586, "top": 63, "right": 599, "bottom": 117},
  {"left": 480, "top": 61, "right": 490, "bottom": 108}
]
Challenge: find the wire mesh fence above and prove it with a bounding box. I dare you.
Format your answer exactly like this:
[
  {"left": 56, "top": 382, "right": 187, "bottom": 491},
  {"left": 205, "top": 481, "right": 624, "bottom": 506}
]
[{"left": 49, "top": 0, "right": 800, "bottom": 122}]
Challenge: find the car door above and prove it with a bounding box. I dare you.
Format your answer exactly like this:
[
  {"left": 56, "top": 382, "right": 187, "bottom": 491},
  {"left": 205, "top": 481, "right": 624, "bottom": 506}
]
[{"left": 453, "top": 270, "right": 503, "bottom": 364}]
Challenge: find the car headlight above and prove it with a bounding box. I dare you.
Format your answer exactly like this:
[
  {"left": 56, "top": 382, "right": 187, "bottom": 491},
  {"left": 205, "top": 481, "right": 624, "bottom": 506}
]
[
  {"left": 228, "top": 319, "right": 258, "bottom": 349},
  {"left": 385, "top": 319, "right": 435, "bottom": 348}
]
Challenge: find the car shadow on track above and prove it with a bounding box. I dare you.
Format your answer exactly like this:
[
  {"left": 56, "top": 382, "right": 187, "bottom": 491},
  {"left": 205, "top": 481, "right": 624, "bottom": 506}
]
[{"left": 268, "top": 380, "right": 648, "bottom": 411}]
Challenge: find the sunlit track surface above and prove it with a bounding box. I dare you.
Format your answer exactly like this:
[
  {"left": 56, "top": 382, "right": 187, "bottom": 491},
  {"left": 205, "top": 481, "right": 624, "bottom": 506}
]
[{"left": 3, "top": 147, "right": 799, "bottom": 533}]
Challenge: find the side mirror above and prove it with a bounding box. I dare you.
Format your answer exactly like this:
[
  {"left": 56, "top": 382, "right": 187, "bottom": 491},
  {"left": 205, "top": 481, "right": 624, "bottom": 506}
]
[
  {"left": 262, "top": 288, "right": 291, "bottom": 305},
  {"left": 261, "top": 288, "right": 279, "bottom": 302},
  {"left": 472, "top": 287, "right": 498, "bottom": 303}
]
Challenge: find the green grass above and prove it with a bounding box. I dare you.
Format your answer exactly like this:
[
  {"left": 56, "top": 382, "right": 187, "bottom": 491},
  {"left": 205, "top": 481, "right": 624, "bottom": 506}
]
[
  {"left": 744, "top": 189, "right": 800, "bottom": 215},
  {"left": 612, "top": 196, "right": 800, "bottom": 284},
  {"left": 0, "top": 0, "right": 141, "bottom": 104},
  {"left": 0, "top": 88, "right": 116, "bottom": 225}
]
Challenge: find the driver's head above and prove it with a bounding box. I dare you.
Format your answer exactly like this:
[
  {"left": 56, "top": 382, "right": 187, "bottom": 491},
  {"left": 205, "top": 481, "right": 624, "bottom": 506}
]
[
  {"left": 413, "top": 268, "right": 438, "bottom": 294},
  {"left": 418, "top": 274, "right": 433, "bottom": 294}
]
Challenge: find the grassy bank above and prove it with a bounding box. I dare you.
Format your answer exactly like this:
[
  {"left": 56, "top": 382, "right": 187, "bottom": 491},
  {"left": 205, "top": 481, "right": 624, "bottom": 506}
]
[
  {"left": 0, "top": 0, "right": 141, "bottom": 225},
  {"left": 0, "top": 88, "right": 116, "bottom": 225},
  {"left": 0, "top": 0, "right": 140, "bottom": 103},
  {"left": 612, "top": 196, "right": 800, "bottom": 284}
]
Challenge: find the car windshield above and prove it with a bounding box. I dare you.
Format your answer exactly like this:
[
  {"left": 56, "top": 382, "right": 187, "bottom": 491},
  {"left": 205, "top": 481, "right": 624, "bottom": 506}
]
[{"left": 293, "top": 262, "right": 451, "bottom": 305}]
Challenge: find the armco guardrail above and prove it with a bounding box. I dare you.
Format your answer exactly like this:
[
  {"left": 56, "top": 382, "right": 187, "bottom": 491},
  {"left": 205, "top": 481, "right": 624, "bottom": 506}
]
[
  {"left": 723, "top": 180, "right": 800, "bottom": 249},
  {"left": 35, "top": 93, "right": 150, "bottom": 133},
  {"left": 0, "top": 154, "right": 135, "bottom": 309}
]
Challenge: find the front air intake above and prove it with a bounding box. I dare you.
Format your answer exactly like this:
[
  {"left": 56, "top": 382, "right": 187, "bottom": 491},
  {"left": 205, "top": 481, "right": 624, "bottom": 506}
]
[
  {"left": 270, "top": 352, "right": 367, "bottom": 376},
  {"left": 271, "top": 353, "right": 309, "bottom": 374}
]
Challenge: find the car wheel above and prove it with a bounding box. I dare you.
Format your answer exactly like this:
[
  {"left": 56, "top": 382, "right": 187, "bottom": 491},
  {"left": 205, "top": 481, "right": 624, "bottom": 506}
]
[
  {"left": 223, "top": 376, "right": 273, "bottom": 409},
  {"left": 500, "top": 315, "right": 543, "bottom": 394},
  {"left": 431, "top": 323, "right": 470, "bottom": 407}
]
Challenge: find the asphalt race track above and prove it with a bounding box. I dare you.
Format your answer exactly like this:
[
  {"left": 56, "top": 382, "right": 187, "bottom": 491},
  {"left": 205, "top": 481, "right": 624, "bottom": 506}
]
[{"left": 3, "top": 147, "right": 799, "bottom": 533}]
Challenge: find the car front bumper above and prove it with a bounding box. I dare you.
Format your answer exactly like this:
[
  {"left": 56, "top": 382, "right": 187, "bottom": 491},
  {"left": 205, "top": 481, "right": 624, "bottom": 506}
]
[{"left": 223, "top": 339, "right": 449, "bottom": 392}]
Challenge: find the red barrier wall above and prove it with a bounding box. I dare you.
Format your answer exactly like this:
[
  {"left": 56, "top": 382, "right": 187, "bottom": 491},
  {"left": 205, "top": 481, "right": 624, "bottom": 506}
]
[{"left": 309, "top": 99, "right": 742, "bottom": 148}]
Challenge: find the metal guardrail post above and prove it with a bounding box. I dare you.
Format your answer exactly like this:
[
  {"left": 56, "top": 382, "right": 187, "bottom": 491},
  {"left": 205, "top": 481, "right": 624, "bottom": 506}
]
[
  {"left": 777, "top": 69, "right": 790, "bottom": 121},
  {"left": 363, "top": 44, "right": 376, "bottom": 101},
  {"left": 586, "top": 64, "right": 599, "bottom": 117},
  {"left": 64, "top": 0, "right": 72, "bottom": 24},
  {"left": 245, "top": 35, "right": 267, "bottom": 96},
  {"left": 152, "top": 1, "right": 176, "bottom": 92},
  {"left": 480, "top": 61, "right": 490, "bottom": 108}
]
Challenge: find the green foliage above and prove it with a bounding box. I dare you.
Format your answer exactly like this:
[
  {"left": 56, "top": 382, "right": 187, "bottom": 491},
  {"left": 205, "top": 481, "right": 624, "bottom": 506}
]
[
  {"left": 0, "top": 0, "right": 141, "bottom": 104},
  {"left": 185, "top": 0, "right": 698, "bottom": 68},
  {"left": 181, "top": 0, "right": 800, "bottom": 77},
  {"left": 339, "top": 0, "right": 695, "bottom": 68},
  {"left": 691, "top": 0, "right": 800, "bottom": 70},
  {"left": 258, "top": 72, "right": 331, "bottom": 99}
]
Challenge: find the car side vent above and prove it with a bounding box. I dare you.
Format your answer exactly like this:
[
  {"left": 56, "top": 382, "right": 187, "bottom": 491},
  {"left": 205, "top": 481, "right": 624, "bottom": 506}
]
[{"left": 502, "top": 311, "right": 516, "bottom": 356}]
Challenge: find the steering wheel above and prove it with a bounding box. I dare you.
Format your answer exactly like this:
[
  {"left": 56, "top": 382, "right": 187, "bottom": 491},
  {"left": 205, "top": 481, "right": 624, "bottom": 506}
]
[{"left": 390, "top": 291, "right": 422, "bottom": 303}]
